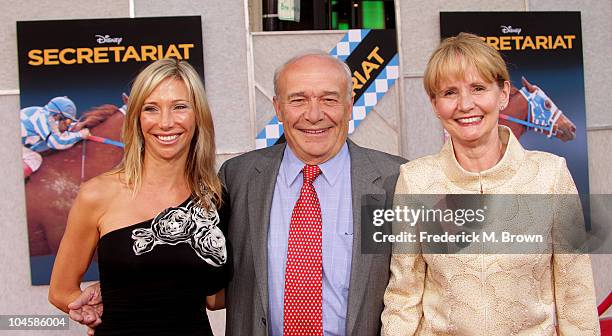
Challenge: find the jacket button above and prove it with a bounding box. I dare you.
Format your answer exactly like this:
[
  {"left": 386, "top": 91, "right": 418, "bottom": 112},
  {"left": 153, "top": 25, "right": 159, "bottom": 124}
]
[{"left": 261, "top": 317, "right": 266, "bottom": 326}]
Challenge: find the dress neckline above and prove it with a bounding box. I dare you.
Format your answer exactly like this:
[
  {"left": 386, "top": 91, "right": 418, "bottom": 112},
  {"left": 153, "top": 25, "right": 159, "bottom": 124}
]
[{"left": 99, "top": 197, "right": 192, "bottom": 241}]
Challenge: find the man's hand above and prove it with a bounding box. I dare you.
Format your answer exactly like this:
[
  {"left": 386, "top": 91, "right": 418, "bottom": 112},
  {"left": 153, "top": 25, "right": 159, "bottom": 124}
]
[{"left": 68, "top": 282, "right": 103, "bottom": 335}]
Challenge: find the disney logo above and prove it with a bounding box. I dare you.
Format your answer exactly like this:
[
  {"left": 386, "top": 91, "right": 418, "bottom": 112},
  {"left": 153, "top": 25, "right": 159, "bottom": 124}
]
[
  {"left": 95, "top": 34, "right": 123, "bottom": 45},
  {"left": 500, "top": 25, "right": 522, "bottom": 35}
]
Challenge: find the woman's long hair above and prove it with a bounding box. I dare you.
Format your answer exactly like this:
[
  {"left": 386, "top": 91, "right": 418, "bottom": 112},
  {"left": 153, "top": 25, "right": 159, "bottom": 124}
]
[{"left": 111, "top": 58, "right": 222, "bottom": 208}]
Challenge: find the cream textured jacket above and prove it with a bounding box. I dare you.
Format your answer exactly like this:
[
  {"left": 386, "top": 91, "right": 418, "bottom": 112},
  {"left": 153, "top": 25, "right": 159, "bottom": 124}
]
[{"left": 381, "top": 126, "right": 600, "bottom": 336}]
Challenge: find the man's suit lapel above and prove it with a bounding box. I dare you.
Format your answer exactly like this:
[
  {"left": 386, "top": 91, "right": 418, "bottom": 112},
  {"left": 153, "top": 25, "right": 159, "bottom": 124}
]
[
  {"left": 247, "top": 144, "right": 285, "bottom": 320},
  {"left": 346, "top": 140, "right": 387, "bottom": 335}
]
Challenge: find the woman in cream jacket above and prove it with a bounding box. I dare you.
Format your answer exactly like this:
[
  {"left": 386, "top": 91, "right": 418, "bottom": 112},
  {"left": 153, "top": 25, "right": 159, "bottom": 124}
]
[{"left": 381, "top": 33, "right": 599, "bottom": 335}]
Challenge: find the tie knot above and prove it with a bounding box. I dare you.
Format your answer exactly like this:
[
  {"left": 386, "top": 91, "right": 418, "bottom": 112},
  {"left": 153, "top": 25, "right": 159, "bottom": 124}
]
[{"left": 302, "top": 165, "right": 321, "bottom": 185}]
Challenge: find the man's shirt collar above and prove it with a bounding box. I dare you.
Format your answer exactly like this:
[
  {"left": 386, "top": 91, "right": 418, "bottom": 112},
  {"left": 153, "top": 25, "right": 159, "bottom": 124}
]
[{"left": 281, "top": 142, "right": 349, "bottom": 188}]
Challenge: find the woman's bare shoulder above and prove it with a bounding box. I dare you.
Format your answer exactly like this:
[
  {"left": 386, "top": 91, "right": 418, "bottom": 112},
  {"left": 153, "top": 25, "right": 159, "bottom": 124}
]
[{"left": 76, "top": 173, "right": 124, "bottom": 209}]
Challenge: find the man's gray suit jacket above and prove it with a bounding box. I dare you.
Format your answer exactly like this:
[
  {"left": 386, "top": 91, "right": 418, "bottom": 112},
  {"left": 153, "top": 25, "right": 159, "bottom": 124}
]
[{"left": 219, "top": 140, "right": 406, "bottom": 336}]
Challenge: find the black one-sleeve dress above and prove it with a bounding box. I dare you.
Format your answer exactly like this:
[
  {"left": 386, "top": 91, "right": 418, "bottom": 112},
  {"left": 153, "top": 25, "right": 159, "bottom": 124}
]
[{"left": 95, "top": 196, "right": 231, "bottom": 336}]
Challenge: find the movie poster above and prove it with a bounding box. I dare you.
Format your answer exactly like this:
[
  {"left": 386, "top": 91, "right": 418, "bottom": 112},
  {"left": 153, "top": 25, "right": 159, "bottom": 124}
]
[
  {"left": 440, "top": 12, "right": 589, "bottom": 194},
  {"left": 17, "top": 16, "right": 204, "bottom": 285}
]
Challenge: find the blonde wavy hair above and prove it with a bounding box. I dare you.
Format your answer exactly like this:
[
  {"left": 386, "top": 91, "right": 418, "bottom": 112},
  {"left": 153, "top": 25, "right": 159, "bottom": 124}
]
[
  {"left": 424, "top": 32, "right": 510, "bottom": 99},
  {"left": 112, "top": 58, "right": 222, "bottom": 208}
]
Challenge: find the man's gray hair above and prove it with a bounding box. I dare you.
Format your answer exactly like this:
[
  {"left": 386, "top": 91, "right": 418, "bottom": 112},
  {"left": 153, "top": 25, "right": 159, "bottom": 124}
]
[{"left": 273, "top": 50, "right": 353, "bottom": 100}]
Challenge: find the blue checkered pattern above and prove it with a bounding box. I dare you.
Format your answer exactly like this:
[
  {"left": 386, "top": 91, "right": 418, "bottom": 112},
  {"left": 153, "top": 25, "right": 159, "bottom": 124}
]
[
  {"left": 329, "top": 29, "right": 371, "bottom": 62},
  {"left": 348, "top": 54, "right": 399, "bottom": 133},
  {"left": 256, "top": 115, "right": 284, "bottom": 149},
  {"left": 255, "top": 29, "right": 397, "bottom": 149}
]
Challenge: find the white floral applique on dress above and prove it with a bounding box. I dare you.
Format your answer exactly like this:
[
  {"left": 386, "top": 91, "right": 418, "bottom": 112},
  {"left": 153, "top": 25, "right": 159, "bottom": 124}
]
[{"left": 131, "top": 199, "right": 227, "bottom": 267}]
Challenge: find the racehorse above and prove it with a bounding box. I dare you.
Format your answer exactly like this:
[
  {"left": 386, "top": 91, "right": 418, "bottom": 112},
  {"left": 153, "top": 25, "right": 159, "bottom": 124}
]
[
  {"left": 27, "top": 102, "right": 125, "bottom": 256},
  {"left": 500, "top": 77, "right": 576, "bottom": 142}
]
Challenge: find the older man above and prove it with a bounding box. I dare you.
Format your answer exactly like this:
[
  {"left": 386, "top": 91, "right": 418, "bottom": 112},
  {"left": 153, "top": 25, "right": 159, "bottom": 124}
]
[
  {"left": 220, "top": 52, "right": 405, "bottom": 335},
  {"left": 69, "top": 52, "right": 405, "bottom": 336}
]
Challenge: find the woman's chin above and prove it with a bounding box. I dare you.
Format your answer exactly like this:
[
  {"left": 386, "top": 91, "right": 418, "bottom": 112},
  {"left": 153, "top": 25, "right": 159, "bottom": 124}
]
[
  {"left": 449, "top": 130, "right": 485, "bottom": 144},
  {"left": 449, "top": 124, "right": 498, "bottom": 146}
]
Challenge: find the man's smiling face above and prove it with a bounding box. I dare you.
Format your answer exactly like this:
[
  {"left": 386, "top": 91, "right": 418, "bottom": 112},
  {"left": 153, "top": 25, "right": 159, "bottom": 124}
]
[{"left": 273, "top": 55, "right": 353, "bottom": 165}]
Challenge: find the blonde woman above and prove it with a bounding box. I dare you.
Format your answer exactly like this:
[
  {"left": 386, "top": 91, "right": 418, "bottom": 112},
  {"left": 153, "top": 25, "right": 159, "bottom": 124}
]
[
  {"left": 49, "top": 58, "right": 230, "bottom": 335},
  {"left": 381, "top": 33, "right": 599, "bottom": 335}
]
